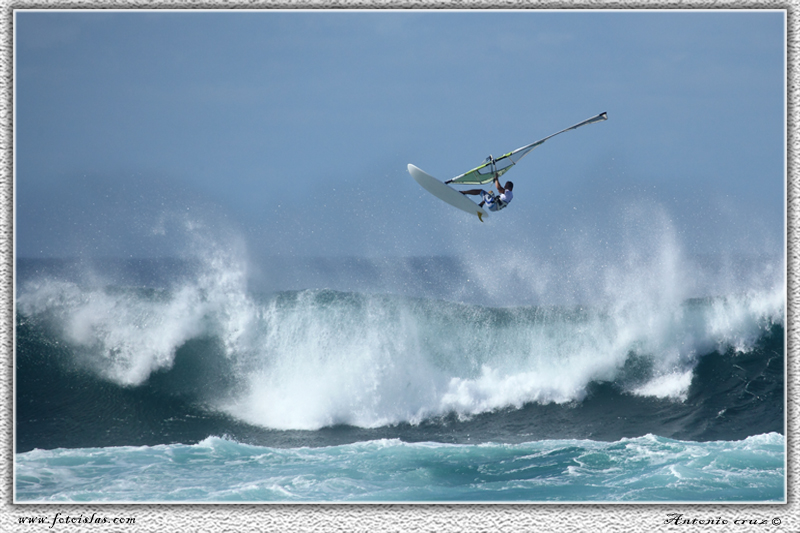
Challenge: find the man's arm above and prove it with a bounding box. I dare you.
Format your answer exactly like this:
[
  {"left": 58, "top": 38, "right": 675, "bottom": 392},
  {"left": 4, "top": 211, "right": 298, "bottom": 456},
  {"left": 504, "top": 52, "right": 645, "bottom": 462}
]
[{"left": 494, "top": 173, "right": 505, "bottom": 194}]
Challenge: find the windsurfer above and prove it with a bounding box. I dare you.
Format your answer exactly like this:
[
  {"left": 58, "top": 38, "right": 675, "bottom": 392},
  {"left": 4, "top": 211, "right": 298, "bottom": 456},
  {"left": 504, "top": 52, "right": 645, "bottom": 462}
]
[{"left": 461, "top": 172, "right": 514, "bottom": 212}]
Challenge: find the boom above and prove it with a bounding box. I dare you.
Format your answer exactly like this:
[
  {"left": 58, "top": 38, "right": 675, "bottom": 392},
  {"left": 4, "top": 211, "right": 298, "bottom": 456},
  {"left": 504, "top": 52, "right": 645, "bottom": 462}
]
[{"left": 445, "top": 112, "right": 608, "bottom": 186}]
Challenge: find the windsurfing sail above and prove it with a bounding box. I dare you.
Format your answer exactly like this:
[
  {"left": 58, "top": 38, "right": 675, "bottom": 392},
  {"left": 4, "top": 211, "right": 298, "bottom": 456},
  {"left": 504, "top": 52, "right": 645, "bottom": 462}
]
[{"left": 445, "top": 112, "right": 608, "bottom": 186}]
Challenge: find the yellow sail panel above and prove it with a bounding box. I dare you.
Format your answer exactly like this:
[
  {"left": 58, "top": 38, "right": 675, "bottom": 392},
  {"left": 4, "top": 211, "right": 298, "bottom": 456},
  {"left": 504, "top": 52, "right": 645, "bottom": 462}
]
[{"left": 446, "top": 146, "right": 538, "bottom": 186}]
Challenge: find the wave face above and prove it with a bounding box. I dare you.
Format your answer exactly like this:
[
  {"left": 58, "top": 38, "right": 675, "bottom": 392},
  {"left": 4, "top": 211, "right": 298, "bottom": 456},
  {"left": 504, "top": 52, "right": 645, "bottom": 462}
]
[
  {"left": 16, "top": 255, "right": 784, "bottom": 453},
  {"left": 16, "top": 433, "right": 785, "bottom": 502}
]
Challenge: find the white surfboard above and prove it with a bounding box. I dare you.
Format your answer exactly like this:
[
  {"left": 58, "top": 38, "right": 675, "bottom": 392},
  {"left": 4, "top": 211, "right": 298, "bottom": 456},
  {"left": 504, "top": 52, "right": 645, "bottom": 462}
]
[{"left": 408, "top": 164, "right": 489, "bottom": 222}]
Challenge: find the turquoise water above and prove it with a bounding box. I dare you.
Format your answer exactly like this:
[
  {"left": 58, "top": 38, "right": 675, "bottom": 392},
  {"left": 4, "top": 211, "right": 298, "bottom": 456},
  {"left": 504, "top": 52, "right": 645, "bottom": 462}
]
[
  {"left": 16, "top": 433, "right": 784, "bottom": 502},
  {"left": 15, "top": 257, "right": 785, "bottom": 503}
]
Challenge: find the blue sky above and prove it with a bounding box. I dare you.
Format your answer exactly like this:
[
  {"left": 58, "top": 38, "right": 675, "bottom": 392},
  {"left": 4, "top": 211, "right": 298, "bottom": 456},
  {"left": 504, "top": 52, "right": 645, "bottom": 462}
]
[{"left": 15, "top": 10, "right": 785, "bottom": 261}]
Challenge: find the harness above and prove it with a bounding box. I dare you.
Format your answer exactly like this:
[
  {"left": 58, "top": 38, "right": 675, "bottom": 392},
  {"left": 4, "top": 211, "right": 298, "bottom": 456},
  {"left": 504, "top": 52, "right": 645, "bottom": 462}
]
[
  {"left": 493, "top": 194, "right": 509, "bottom": 211},
  {"left": 483, "top": 191, "right": 508, "bottom": 211}
]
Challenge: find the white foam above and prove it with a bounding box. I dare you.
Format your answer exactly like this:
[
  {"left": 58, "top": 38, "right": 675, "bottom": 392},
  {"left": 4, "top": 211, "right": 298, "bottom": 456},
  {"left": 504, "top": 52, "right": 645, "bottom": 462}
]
[
  {"left": 632, "top": 370, "right": 694, "bottom": 401},
  {"left": 221, "top": 292, "right": 446, "bottom": 429},
  {"left": 17, "top": 204, "right": 785, "bottom": 429},
  {"left": 17, "top": 217, "right": 256, "bottom": 386}
]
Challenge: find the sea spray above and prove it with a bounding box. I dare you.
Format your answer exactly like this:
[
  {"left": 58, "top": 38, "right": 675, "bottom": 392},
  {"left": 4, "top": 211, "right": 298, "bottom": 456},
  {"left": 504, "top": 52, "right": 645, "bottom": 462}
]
[
  {"left": 15, "top": 205, "right": 785, "bottom": 431},
  {"left": 16, "top": 214, "right": 256, "bottom": 386},
  {"left": 17, "top": 279, "right": 783, "bottom": 432},
  {"left": 225, "top": 290, "right": 446, "bottom": 429},
  {"left": 248, "top": 290, "right": 770, "bottom": 428}
]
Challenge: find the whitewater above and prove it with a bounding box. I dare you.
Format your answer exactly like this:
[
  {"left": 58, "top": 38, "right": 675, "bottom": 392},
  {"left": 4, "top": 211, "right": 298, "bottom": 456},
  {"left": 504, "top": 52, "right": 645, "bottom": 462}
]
[
  {"left": 16, "top": 434, "right": 784, "bottom": 502},
  {"left": 14, "top": 211, "right": 785, "bottom": 502}
]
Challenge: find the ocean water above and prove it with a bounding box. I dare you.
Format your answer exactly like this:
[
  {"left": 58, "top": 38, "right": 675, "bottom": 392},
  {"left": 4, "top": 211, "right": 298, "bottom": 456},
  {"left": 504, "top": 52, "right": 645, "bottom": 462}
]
[
  {"left": 14, "top": 250, "right": 785, "bottom": 503},
  {"left": 16, "top": 434, "right": 784, "bottom": 502}
]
